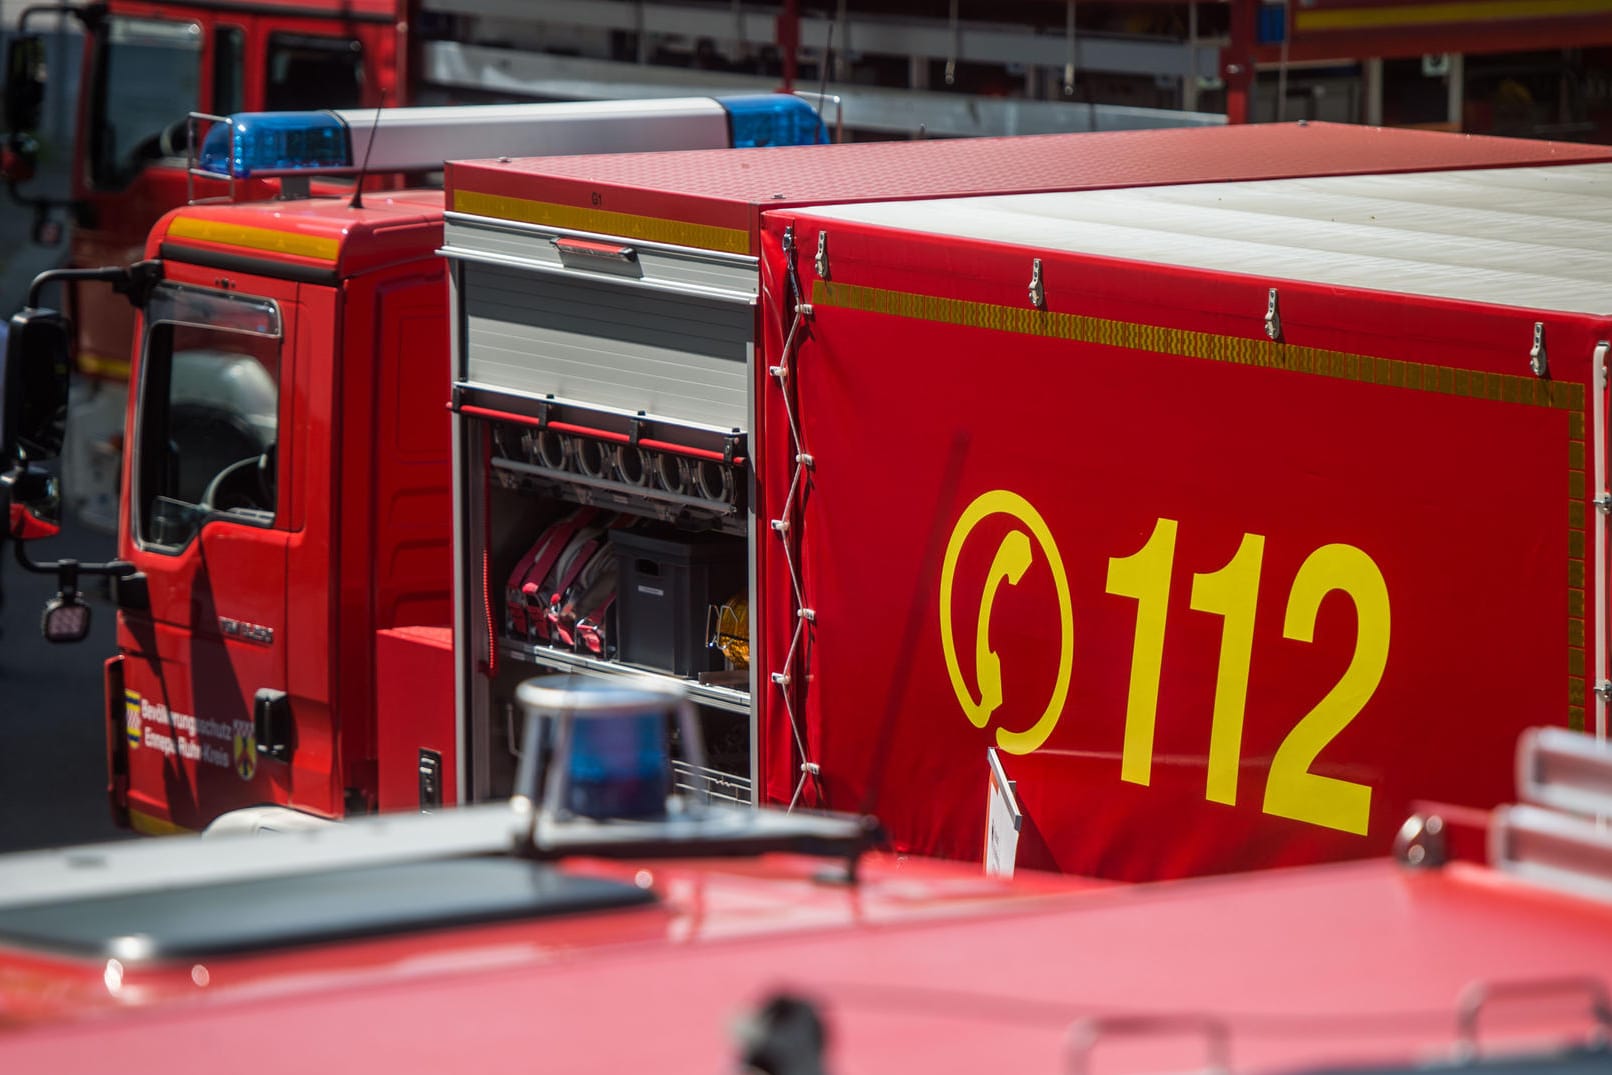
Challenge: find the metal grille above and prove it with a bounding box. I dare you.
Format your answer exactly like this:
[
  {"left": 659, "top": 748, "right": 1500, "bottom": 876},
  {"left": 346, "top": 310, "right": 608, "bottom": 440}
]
[{"left": 671, "top": 759, "right": 752, "bottom": 806}]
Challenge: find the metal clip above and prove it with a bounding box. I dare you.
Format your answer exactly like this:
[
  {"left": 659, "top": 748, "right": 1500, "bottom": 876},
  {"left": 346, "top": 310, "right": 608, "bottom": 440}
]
[
  {"left": 629, "top": 413, "right": 646, "bottom": 445},
  {"left": 1596, "top": 494, "right": 1612, "bottom": 515},
  {"left": 782, "top": 225, "right": 796, "bottom": 256},
  {"left": 815, "top": 232, "right": 830, "bottom": 280},
  {"left": 1530, "top": 322, "right": 1549, "bottom": 378},
  {"left": 1264, "top": 288, "right": 1282, "bottom": 342},
  {"left": 1028, "top": 258, "right": 1045, "bottom": 309}
]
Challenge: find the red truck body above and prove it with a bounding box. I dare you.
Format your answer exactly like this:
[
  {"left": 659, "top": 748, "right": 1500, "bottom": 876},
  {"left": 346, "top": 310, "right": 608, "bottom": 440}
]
[
  {"left": 2, "top": 728, "right": 1611, "bottom": 1075},
  {"left": 438, "top": 124, "right": 1612, "bottom": 881},
  {"left": 757, "top": 169, "right": 1609, "bottom": 876}
]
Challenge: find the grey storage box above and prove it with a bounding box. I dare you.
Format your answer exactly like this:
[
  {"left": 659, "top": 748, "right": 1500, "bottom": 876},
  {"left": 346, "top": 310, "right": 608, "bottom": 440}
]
[{"left": 611, "top": 529, "right": 746, "bottom": 677}]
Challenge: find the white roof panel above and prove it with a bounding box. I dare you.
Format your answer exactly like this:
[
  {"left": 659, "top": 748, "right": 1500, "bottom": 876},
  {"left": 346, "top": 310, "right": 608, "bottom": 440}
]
[{"left": 796, "top": 161, "right": 1612, "bottom": 317}]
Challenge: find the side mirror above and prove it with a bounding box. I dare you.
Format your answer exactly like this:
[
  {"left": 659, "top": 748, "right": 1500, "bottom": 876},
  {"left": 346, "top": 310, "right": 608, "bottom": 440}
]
[
  {"left": 1, "top": 37, "right": 46, "bottom": 184},
  {"left": 3, "top": 463, "right": 61, "bottom": 542},
  {"left": 4, "top": 35, "right": 46, "bottom": 136},
  {"left": 0, "top": 307, "right": 71, "bottom": 465}
]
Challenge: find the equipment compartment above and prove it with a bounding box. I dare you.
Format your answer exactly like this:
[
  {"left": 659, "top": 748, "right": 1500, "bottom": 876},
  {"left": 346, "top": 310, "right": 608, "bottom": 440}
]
[{"left": 472, "top": 411, "right": 756, "bottom": 805}]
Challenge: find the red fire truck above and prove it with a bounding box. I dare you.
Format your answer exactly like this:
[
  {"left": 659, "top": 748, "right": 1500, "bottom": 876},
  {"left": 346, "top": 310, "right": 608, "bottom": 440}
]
[
  {"left": 438, "top": 128, "right": 1612, "bottom": 880},
  {"left": 0, "top": 92, "right": 828, "bottom": 827},
  {"left": 0, "top": 687, "right": 1607, "bottom": 1074},
  {"left": 6, "top": 120, "right": 1611, "bottom": 868}
]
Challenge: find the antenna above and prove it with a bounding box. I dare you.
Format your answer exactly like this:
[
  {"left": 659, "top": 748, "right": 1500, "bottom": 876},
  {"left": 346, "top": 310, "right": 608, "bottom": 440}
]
[
  {"left": 348, "top": 92, "right": 387, "bottom": 210},
  {"left": 817, "top": 19, "right": 834, "bottom": 114}
]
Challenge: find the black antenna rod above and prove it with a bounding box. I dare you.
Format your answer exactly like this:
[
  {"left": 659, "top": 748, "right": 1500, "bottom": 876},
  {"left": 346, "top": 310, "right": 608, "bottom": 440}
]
[
  {"left": 348, "top": 92, "right": 387, "bottom": 210},
  {"left": 818, "top": 19, "right": 835, "bottom": 140}
]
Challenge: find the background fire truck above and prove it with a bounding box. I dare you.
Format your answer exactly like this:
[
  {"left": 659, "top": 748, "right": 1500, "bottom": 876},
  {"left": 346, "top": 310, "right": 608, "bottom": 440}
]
[{"left": 9, "top": 119, "right": 1612, "bottom": 876}]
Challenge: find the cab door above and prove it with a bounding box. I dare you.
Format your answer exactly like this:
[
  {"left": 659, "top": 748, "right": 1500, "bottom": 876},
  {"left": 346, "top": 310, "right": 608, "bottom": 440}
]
[{"left": 118, "top": 278, "right": 303, "bottom": 832}]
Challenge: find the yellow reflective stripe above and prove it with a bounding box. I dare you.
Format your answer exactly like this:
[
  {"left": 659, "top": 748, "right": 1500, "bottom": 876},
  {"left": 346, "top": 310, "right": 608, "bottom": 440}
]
[
  {"left": 1297, "top": 0, "right": 1612, "bottom": 32},
  {"left": 167, "top": 217, "right": 339, "bottom": 261},
  {"left": 452, "top": 189, "right": 751, "bottom": 255},
  {"left": 76, "top": 351, "right": 131, "bottom": 379},
  {"left": 128, "top": 808, "right": 195, "bottom": 836},
  {"left": 813, "top": 280, "right": 1582, "bottom": 411}
]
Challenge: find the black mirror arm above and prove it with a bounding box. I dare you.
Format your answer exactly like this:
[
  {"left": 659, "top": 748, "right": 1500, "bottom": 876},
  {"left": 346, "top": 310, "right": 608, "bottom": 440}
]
[
  {"left": 27, "top": 262, "right": 160, "bottom": 310},
  {"left": 14, "top": 542, "right": 135, "bottom": 585},
  {"left": 17, "top": 4, "right": 94, "bottom": 33}
]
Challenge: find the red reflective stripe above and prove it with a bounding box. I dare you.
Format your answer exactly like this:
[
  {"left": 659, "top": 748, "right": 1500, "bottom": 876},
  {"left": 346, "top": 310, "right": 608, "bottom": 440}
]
[{"left": 553, "top": 237, "right": 636, "bottom": 261}]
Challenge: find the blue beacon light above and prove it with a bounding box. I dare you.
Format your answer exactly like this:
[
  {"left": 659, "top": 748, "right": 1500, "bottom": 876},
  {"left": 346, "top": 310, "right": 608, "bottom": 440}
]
[
  {"left": 718, "top": 95, "right": 829, "bottom": 148},
  {"left": 198, "top": 111, "right": 353, "bottom": 179}
]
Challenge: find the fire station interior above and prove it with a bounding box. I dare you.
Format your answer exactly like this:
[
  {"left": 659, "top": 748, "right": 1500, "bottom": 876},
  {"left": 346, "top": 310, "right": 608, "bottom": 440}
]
[{"left": 473, "top": 412, "right": 753, "bottom": 806}]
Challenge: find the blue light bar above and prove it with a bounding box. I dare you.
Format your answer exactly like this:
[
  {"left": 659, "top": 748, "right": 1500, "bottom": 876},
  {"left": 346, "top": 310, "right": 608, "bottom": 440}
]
[
  {"left": 718, "top": 95, "right": 829, "bottom": 149},
  {"left": 198, "top": 111, "right": 352, "bottom": 179}
]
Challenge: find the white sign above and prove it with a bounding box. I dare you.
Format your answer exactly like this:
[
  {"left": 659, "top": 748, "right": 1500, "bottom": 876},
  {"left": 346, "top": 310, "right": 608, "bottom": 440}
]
[{"left": 984, "top": 747, "right": 1023, "bottom": 878}]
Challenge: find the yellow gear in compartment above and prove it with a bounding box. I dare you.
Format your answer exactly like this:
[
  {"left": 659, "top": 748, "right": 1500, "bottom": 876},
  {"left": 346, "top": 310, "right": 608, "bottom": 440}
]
[{"left": 714, "top": 592, "right": 750, "bottom": 669}]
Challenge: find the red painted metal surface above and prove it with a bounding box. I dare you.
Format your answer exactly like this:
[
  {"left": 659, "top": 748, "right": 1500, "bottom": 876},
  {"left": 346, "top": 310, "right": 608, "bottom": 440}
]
[
  {"left": 0, "top": 851, "right": 1606, "bottom": 1073},
  {"left": 446, "top": 123, "right": 1612, "bottom": 255},
  {"left": 375, "top": 627, "right": 456, "bottom": 811},
  {"left": 147, "top": 191, "right": 445, "bottom": 278},
  {"left": 753, "top": 207, "right": 1600, "bottom": 879}
]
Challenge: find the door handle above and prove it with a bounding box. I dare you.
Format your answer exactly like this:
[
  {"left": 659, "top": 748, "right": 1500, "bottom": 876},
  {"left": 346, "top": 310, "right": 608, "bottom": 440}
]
[{"left": 253, "top": 688, "right": 293, "bottom": 761}]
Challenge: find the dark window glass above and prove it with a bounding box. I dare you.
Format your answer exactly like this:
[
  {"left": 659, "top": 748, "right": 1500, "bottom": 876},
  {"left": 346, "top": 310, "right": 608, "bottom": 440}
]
[
  {"left": 265, "top": 33, "right": 364, "bottom": 112},
  {"left": 136, "top": 285, "right": 282, "bottom": 551},
  {"left": 87, "top": 17, "right": 203, "bottom": 188},
  {"left": 213, "top": 26, "right": 246, "bottom": 117}
]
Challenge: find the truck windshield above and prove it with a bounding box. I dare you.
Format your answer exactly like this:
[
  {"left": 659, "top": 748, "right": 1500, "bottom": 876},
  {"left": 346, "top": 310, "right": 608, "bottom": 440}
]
[
  {"left": 87, "top": 17, "right": 203, "bottom": 189},
  {"left": 135, "top": 285, "right": 282, "bottom": 550}
]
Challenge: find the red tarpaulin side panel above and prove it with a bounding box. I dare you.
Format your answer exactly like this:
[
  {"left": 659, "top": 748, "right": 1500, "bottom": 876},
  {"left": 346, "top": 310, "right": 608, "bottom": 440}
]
[{"left": 760, "top": 210, "right": 1598, "bottom": 881}]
